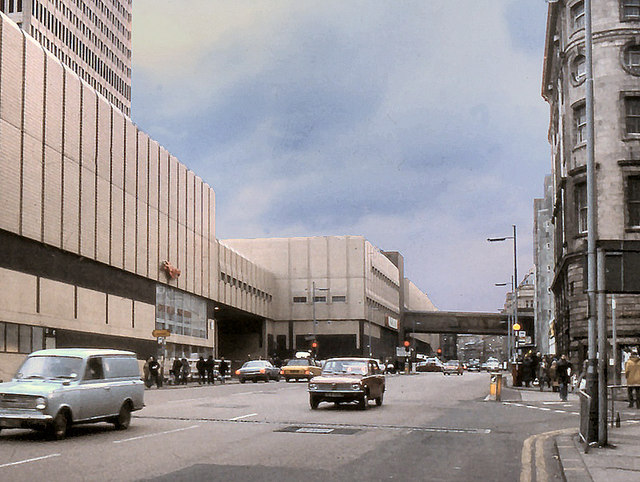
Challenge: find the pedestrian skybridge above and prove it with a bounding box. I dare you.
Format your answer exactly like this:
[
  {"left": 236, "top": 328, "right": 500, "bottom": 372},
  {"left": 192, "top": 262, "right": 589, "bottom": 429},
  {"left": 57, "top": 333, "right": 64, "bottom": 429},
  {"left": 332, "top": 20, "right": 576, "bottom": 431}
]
[{"left": 404, "top": 311, "right": 514, "bottom": 336}]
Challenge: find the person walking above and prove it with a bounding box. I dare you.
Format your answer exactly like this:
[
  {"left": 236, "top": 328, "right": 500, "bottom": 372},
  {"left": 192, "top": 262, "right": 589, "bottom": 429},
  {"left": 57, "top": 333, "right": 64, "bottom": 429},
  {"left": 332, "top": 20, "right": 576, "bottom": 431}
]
[
  {"left": 172, "top": 358, "right": 182, "bottom": 385},
  {"left": 549, "top": 360, "right": 559, "bottom": 392},
  {"left": 181, "top": 358, "right": 190, "bottom": 385},
  {"left": 556, "top": 354, "right": 572, "bottom": 401},
  {"left": 205, "top": 355, "right": 215, "bottom": 385},
  {"left": 218, "top": 357, "right": 228, "bottom": 384},
  {"left": 538, "top": 356, "right": 550, "bottom": 392},
  {"left": 148, "top": 356, "right": 161, "bottom": 388},
  {"left": 196, "top": 356, "right": 206, "bottom": 385},
  {"left": 143, "top": 358, "right": 151, "bottom": 388},
  {"left": 625, "top": 348, "right": 640, "bottom": 408}
]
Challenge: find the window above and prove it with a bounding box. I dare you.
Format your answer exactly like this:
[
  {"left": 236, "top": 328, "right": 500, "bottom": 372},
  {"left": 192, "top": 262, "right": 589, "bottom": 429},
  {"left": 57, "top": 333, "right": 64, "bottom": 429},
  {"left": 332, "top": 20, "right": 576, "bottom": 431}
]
[
  {"left": 627, "top": 176, "right": 640, "bottom": 227},
  {"left": 313, "top": 296, "right": 327, "bottom": 303},
  {"left": 575, "top": 182, "right": 587, "bottom": 234},
  {"left": 571, "top": 1, "right": 585, "bottom": 30},
  {"left": 626, "top": 96, "right": 640, "bottom": 134},
  {"left": 0, "top": 322, "right": 4, "bottom": 352},
  {"left": 293, "top": 296, "right": 307, "bottom": 303},
  {"left": 623, "top": 44, "right": 640, "bottom": 75},
  {"left": 332, "top": 295, "right": 346, "bottom": 302},
  {"left": 571, "top": 54, "right": 586, "bottom": 83},
  {"left": 574, "top": 103, "right": 586, "bottom": 144},
  {"left": 622, "top": 0, "right": 640, "bottom": 20}
]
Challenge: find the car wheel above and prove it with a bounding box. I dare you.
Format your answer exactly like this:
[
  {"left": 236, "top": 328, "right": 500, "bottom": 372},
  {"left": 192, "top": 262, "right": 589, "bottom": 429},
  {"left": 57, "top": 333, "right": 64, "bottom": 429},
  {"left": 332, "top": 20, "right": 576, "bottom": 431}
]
[
  {"left": 375, "top": 392, "right": 384, "bottom": 406},
  {"left": 358, "top": 393, "right": 369, "bottom": 410},
  {"left": 252, "top": 378, "right": 258, "bottom": 383},
  {"left": 309, "top": 394, "right": 320, "bottom": 410},
  {"left": 239, "top": 378, "right": 246, "bottom": 384},
  {"left": 113, "top": 402, "right": 132, "bottom": 430},
  {"left": 285, "top": 377, "right": 291, "bottom": 382},
  {"left": 49, "top": 411, "right": 69, "bottom": 440}
]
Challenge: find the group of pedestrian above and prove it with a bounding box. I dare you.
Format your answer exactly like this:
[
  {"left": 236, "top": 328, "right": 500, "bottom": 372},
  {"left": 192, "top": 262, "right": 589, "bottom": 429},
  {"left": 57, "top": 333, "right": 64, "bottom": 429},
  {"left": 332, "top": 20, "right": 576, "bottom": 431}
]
[
  {"left": 171, "top": 357, "right": 191, "bottom": 385},
  {"left": 517, "top": 351, "right": 573, "bottom": 401},
  {"left": 625, "top": 348, "right": 640, "bottom": 409},
  {"left": 143, "top": 355, "right": 229, "bottom": 389}
]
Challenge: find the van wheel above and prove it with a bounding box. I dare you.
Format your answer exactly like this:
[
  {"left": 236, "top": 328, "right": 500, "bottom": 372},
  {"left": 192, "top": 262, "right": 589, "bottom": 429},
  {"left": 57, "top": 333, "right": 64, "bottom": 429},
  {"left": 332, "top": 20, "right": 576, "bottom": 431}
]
[
  {"left": 309, "top": 395, "right": 320, "bottom": 410},
  {"left": 358, "top": 393, "right": 369, "bottom": 410},
  {"left": 375, "top": 393, "right": 384, "bottom": 406},
  {"left": 48, "top": 411, "right": 69, "bottom": 440},
  {"left": 113, "top": 403, "right": 132, "bottom": 430}
]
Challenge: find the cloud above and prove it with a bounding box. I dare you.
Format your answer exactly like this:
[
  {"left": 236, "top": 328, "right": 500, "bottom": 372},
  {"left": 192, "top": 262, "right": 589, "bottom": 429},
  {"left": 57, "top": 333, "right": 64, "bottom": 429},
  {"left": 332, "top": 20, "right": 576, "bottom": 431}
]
[{"left": 131, "top": 0, "right": 550, "bottom": 311}]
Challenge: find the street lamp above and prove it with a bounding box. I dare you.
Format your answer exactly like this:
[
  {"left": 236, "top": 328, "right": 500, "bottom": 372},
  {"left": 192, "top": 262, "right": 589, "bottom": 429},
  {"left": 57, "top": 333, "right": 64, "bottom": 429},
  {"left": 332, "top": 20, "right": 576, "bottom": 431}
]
[
  {"left": 310, "top": 282, "right": 329, "bottom": 348},
  {"left": 488, "top": 224, "right": 518, "bottom": 363},
  {"left": 495, "top": 276, "right": 515, "bottom": 363}
]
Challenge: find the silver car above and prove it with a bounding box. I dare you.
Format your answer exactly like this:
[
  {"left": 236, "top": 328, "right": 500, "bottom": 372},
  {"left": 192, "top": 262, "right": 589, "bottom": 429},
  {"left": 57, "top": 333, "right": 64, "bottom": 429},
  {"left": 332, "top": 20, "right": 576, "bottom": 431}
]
[{"left": 0, "top": 348, "right": 144, "bottom": 439}]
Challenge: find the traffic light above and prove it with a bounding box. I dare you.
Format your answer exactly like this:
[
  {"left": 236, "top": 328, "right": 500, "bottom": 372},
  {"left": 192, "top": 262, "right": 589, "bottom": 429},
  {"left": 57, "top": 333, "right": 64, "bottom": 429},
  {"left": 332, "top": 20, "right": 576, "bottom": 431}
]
[
  {"left": 311, "top": 341, "right": 318, "bottom": 349},
  {"left": 403, "top": 340, "right": 410, "bottom": 348},
  {"left": 437, "top": 348, "right": 442, "bottom": 355}
]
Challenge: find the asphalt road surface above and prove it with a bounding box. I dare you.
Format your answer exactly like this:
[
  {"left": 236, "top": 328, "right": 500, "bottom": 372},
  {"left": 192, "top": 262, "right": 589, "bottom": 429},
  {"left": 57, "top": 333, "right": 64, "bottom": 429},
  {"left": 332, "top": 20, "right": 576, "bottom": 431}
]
[{"left": 0, "top": 372, "right": 577, "bottom": 481}]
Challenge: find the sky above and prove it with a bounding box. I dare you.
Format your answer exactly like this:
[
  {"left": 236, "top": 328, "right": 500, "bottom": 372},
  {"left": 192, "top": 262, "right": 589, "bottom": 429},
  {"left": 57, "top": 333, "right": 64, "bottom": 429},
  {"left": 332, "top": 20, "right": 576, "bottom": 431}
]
[{"left": 130, "top": 0, "right": 551, "bottom": 313}]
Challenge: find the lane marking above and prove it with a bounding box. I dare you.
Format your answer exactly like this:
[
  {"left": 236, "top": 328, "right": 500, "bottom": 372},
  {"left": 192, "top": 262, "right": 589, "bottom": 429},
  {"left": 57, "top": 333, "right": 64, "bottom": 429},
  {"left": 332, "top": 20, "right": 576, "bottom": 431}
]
[
  {"left": 520, "top": 428, "right": 575, "bottom": 482},
  {"left": 0, "top": 454, "right": 61, "bottom": 469},
  {"left": 165, "top": 398, "right": 204, "bottom": 404},
  {"left": 229, "top": 413, "right": 258, "bottom": 421},
  {"left": 113, "top": 425, "right": 199, "bottom": 444}
]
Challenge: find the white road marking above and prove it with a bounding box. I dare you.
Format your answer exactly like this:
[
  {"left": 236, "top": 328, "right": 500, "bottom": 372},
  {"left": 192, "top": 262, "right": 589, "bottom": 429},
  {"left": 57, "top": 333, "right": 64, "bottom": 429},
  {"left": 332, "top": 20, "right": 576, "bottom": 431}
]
[
  {"left": 165, "top": 398, "right": 204, "bottom": 404},
  {"left": 0, "top": 454, "right": 61, "bottom": 469},
  {"left": 229, "top": 413, "right": 258, "bottom": 421},
  {"left": 538, "top": 407, "right": 552, "bottom": 411},
  {"left": 113, "top": 425, "right": 199, "bottom": 444}
]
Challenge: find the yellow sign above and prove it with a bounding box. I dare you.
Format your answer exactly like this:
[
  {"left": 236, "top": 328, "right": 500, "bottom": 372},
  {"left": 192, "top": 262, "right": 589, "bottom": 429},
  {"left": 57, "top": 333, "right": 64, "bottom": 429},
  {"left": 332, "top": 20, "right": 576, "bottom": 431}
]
[
  {"left": 512, "top": 323, "right": 521, "bottom": 331},
  {"left": 152, "top": 329, "right": 171, "bottom": 338}
]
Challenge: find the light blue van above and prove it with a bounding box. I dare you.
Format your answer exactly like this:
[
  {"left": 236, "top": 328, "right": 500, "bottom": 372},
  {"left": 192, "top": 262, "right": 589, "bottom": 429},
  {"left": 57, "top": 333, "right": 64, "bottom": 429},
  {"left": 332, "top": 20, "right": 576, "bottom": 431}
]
[{"left": 0, "top": 348, "right": 145, "bottom": 439}]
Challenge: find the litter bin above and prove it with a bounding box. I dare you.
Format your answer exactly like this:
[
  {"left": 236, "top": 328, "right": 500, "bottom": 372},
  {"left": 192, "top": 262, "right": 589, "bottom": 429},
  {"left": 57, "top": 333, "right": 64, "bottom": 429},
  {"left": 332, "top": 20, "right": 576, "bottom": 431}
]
[{"left": 489, "top": 373, "right": 503, "bottom": 401}]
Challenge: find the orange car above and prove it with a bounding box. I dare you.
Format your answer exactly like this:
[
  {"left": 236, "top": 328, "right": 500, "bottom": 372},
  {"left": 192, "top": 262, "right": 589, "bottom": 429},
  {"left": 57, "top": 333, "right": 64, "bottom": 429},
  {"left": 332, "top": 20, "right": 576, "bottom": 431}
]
[{"left": 280, "top": 358, "right": 322, "bottom": 382}]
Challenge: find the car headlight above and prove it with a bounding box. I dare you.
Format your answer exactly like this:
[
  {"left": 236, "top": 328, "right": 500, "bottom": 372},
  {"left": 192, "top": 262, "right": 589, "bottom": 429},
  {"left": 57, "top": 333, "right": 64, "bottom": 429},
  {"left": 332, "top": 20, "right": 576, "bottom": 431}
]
[
  {"left": 351, "top": 383, "right": 361, "bottom": 390},
  {"left": 309, "top": 383, "right": 318, "bottom": 390},
  {"left": 35, "top": 397, "right": 47, "bottom": 410}
]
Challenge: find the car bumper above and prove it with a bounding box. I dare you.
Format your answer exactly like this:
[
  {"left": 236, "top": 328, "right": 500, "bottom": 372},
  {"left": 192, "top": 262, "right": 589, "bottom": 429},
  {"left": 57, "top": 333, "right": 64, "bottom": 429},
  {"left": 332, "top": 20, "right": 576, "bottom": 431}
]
[
  {"left": 309, "top": 389, "right": 364, "bottom": 401},
  {"left": 0, "top": 411, "right": 53, "bottom": 429}
]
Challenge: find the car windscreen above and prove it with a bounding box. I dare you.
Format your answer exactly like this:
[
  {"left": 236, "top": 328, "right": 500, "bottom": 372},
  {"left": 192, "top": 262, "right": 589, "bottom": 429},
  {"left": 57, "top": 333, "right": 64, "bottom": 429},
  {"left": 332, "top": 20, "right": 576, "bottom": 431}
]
[
  {"left": 286, "top": 359, "right": 309, "bottom": 366},
  {"left": 243, "top": 361, "right": 268, "bottom": 368},
  {"left": 15, "top": 356, "right": 83, "bottom": 380},
  {"left": 322, "top": 360, "right": 367, "bottom": 375}
]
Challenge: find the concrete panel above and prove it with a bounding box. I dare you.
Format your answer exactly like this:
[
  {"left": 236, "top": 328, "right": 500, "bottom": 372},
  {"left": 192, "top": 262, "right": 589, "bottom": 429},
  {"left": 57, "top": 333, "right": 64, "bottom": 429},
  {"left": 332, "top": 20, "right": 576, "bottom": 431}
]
[
  {"left": 43, "top": 145, "right": 62, "bottom": 247},
  {"left": 43, "top": 52, "right": 64, "bottom": 152},
  {"left": 158, "top": 148, "right": 168, "bottom": 215},
  {"left": 158, "top": 210, "right": 168, "bottom": 271},
  {"left": 195, "top": 177, "right": 202, "bottom": 236},
  {"left": 133, "top": 300, "right": 155, "bottom": 335},
  {"left": 124, "top": 120, "right": 136, "bottom": 196},
  {"left": 23, "top": 38, "right": 45, "bottom": 140},
  {"left": 136, "top": 199, "right": 148, "bottom": 277},
  {"left": 309, "top": 237, "right": 329, "bottom": 278},
  {"left": 148, "top": 206, "right": 159, "bottom": 280},
  {"left": 137, "top": 132, "right": 149, "bottom": 202},
  {"left": 186, "top": 228, "right": 194, "bottom": 293},
  {"left": 61, "top": 156, "right": 80, "bottom": 252},
  {"left": 0, "top": 267, "right": 37, "bottom": 314},
  {"left": 186, "top": 169, "right": 195, "bottom": 234},
  {"left": 96, "top": 98, "right": 111, "bottom": 183},
  {"left": 21, "top": 133, "right": 42, "bottom": 241},
  {"left": 107, "top": 294, "right": 133, "bottom": 330},
  {"left": 77, "top": 286, "right": 107, "bottom": 325},
  {"left": 95, "top": 176, "right": 110, "bottom": 263},
  {"left": 169, "top": 156, "right": 179, "bottom": 228},
  {"left": 110, "top": 185, "right": 124, "bottom": 268},
  {"left": 111, "top": 113, "right": 125, "bottom": 189},
  {"left": 0, "top": 120, "right": 21, "bottom": 232},
  {"left": 63, "top": 72, "right": 81, "bottom": 162},
  {"left": 79, "top": 164, "right": 96, "bottom": 259},
  {"left": 80, "top": 86, "right": 97, "bottom": 169},
  {"left": 124, "top": 192, "right": 136, "bottom": 272},
  {"left": 0, "top": 18, "right": 23, "bottom": 128},
  {"left": 148, "top": 141, "right": 159, "bottom": 209},
  {"left": 40, "top": 278, "right": 74, "bottom": 319},
  {"left": 178, "top": 224, "right": 187, "bottom": 292}
]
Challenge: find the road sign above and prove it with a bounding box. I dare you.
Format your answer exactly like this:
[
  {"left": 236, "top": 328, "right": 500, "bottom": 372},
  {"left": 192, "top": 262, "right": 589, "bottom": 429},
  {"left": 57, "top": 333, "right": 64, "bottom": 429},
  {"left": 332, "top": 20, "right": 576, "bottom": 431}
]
[
  {"left": 396, "top": 347, "right": 410, "bottom": 357},
  {"left": 152, "top": 329, "right": 171, "bottom": 338}
]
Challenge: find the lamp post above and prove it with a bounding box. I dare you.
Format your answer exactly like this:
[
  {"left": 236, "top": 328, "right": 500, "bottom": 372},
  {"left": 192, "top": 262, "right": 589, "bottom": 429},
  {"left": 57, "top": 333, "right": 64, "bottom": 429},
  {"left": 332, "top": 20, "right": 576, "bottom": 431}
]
[
  {"left": 488, "top": 225, "right": 518, "bottom": 363},
  {"left": 495, "top": 275, "right": 515, "bottom": 363},
  {"left": 310, "top": 282, "right": 329, "bottom": 352}
]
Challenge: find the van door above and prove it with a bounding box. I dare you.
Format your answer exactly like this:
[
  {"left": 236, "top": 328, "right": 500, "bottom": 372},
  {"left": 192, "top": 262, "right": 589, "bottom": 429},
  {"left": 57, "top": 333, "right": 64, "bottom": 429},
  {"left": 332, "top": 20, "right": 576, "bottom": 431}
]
[{"left": 79, "top": 357, "right": 111, "bottom": 419}]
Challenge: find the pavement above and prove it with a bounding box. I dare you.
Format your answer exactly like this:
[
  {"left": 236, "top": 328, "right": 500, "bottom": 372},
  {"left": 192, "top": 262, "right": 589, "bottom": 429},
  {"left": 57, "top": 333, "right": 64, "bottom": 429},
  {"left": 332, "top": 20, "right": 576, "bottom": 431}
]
[{"left": 506, "top": 378, "right": 640, "bottom": 481}]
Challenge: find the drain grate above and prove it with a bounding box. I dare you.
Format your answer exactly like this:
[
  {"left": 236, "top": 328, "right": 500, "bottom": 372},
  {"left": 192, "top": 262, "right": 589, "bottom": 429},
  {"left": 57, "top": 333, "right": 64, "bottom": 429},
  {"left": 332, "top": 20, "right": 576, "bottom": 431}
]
[{"left": 275, "top": 425, "right": 360, "bottom": 435}]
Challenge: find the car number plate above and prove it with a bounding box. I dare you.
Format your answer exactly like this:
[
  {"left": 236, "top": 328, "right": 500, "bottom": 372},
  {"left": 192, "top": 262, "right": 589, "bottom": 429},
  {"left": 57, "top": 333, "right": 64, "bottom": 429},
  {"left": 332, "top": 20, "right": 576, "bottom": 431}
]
[
  {"left": 1, "top": 419, "right": 22, "bottom": 428},
  {"left": 324, "top": 392, "right": 342, "bottom": 397}
]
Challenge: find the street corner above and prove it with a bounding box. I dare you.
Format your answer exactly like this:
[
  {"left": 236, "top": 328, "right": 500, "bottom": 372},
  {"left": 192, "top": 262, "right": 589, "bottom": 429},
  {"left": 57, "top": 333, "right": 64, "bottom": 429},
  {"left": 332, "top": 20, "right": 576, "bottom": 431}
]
[{"left": 520, "top": 428, "right": 582, "bottom": 482}]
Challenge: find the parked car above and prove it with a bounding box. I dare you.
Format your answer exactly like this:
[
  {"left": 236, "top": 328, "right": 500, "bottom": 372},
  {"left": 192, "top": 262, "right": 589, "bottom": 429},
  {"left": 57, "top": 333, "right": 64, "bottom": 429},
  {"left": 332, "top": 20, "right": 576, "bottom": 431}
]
[
  {"left": 0, "top": 348, "right": 144, "bottom": 440},
  {"left": 308, "top": 358, "right": 385, "bottom": 410},
  {"left": 466, "top": 360, "right": 481, "bottom": 372},
  {"left": 235, "top": 360, "right": 281, "bottom": 383},
  {"left": 485, "top": 358, "right": 501, "bottom": 372},
  {"left": 416, "top": 357, "right": 444, "bottom": 372},
  {"left": 442, "top": 359, "right": 464, "bottom": 376},
  {"left": 281, "top": 358, "right": 322, "bottom": 382}
]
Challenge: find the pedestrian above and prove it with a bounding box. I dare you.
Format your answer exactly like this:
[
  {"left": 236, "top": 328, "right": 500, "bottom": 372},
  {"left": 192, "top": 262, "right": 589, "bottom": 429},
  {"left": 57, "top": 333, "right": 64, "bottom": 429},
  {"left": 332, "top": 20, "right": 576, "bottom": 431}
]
[
  {"left": 521, "top": 353, "right": 533, "bottom": 388},
  {"left": 218, "top": 357, "right": 228, "bottom": 384},
  {"left": 181, "top": 358, "right": 190, "bottom": 385},
  {"left": 148, "top": 356, "right": 161, "bottom": 388},
  {"left": 625, "top": 348, "right": 640, "bottom": 408},
  {"left": 196, "top": 356, "right": 206, "bottom": 385},
  {"left": 205, "top": 355, "right": 215, "bottom": 384},
  {"left": 549, "top": 360, "right": 559, "bottom": 392},
  {"left": 538, "top": 356, "right": 549, "bottom": 392},
  {"left": 556, "top": 354, "right": 572, "bottom": 401},
  {"left": 172, "top": 358, "right": 182, "bottom": 385},
  {"left": 143, "top": 358, "right": 151, "bottom": 388}
]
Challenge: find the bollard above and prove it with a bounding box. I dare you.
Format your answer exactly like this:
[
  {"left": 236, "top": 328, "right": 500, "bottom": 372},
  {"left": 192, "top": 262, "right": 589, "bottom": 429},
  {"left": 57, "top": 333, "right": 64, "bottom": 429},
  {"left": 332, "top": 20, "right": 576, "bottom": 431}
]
[
  {"left": 616, "top": 412, "right": 621, "bottom": 428},
  {"left": 489, "top": 373, "right": 502, "bottom": 401}
]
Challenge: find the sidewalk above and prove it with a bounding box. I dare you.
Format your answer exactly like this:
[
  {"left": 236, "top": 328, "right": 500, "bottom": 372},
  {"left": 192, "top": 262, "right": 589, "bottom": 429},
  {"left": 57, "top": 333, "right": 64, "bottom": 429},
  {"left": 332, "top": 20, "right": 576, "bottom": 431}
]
[{"left": 506, "top": 378, "right": 640, "bottom": 481}]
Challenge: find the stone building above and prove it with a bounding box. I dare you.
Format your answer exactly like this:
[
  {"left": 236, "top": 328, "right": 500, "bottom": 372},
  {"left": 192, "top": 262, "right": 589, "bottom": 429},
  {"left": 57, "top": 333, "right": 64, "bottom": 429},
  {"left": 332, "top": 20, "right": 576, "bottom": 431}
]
[
  {"left": 542, "top": 0, "right": 640, "bottom": 361},
  {"left": 1, "top": 0, "right": 132, "bottom": 115}
]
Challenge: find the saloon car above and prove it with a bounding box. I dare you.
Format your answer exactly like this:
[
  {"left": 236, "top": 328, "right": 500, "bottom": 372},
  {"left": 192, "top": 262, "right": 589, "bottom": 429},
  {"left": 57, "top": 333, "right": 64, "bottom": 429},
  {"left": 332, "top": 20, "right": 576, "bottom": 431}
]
[
  {"left": 442, "top": 359, "right": 464, "bottom": 376},
  {"left": 0, "top": 349, "right": 144, "bottom": 440},
  {"left": 281, "top": 358, "right": 322, "bottom": 382},
  {"left": 308, "top": 357, "right": 385, "bottom": 410},
  {"left": 235, "top": 360, "right": 281, "bottom": 383}
]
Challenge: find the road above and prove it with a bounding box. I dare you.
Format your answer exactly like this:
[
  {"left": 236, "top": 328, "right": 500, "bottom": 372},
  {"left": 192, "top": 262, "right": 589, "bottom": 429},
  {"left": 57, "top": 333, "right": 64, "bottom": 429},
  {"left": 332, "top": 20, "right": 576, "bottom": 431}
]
[{"left": 0, "top": 372, "right": 577, "bottom": 481}]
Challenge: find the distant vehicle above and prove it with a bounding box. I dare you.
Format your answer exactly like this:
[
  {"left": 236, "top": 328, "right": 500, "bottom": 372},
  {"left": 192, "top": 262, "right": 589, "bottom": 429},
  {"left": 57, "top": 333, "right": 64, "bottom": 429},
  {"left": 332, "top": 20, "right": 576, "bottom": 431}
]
[
  {"left": 466, "top": 361, "right": 481, "bottom": 372},
  {"left": 281, "top": 358, "right": 322, "bottom": 382},
  {"left": 416, "top": 357, "right": 444, "bottom": 372},
  {"left": 442, "top": 359, "right": 464, "bottom": 376},
  {"left": 308, "top": 358, "right": 385, "bottom": 410},
  {"left": 0, "top": 348, "right": 144, "bottom": 440},
  {"left": 235, "top": 360, "right": 281, "bottom": 383},
  {"left": 485, "top": 358, "right": 501, "bottom": 372}
]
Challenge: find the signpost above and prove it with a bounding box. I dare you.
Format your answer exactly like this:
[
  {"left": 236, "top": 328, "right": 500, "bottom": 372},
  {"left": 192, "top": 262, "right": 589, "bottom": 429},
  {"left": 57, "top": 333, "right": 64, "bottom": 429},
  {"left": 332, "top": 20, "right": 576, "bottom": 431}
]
[{"left": 153, "top": 329, "right": 171, "bottom": 383}]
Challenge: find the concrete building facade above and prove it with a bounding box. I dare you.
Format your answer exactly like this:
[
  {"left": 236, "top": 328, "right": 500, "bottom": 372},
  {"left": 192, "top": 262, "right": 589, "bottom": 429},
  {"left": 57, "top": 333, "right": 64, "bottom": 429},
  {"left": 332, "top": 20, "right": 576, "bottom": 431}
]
[
  {"left": 1, "top": 0, "right": 132, "bottom": 115},
  {"left": 543, "top": 0, "right": 640, "bottom": 361},
  {"left": 534, "top": 174, "right": 556, "bottom": 354}
]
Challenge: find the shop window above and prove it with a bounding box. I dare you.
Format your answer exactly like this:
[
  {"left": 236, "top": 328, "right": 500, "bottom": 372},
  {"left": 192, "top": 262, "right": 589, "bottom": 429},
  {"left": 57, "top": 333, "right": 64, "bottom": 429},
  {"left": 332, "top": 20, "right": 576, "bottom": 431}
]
[
  {"left": 625, "top": 96, "right": 640, "bottom": 134},
  {"left": 571, "top": 1, "right": 585, "bottom": 31},
  {"left": 627, "top": 175, "right": 640, "bottom": 227}
]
